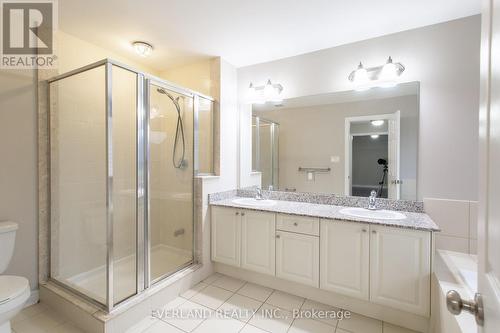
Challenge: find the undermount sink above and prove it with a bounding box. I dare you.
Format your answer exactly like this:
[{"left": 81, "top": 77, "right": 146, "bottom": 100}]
[
  {"left": 339, "top": 207, "right": 406, "bottom": 220},
  {"left": 232, "top": 197, "right": 277, "bottom": 207}
]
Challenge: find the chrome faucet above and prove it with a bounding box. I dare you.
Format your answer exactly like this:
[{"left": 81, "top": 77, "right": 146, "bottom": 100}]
[
  {"left": 368, "top": 190, "right": 377, "bottom": 210},
  {"left": 255, "top": 187, "right": 263, "bottom": 200}
]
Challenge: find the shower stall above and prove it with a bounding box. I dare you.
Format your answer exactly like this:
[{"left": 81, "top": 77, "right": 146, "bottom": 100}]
[{"left": 47, "top": 59, "right": 214, "bottom": 311}]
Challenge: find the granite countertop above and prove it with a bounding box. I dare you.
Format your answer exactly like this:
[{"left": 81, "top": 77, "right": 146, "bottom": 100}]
[{"left": 210, "top": 196, "right": 440, "bottom": 232}]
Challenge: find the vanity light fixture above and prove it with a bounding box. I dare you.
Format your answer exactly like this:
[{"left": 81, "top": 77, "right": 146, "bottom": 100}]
[
  {"left": 348, "top": 56, "right": 405, "bottom": 89},
  {"left": 132, "top": 41, "right": 154, "bottom": 57},
  {"left": 247, "top": 80, "right": 283, "bottom": 104},
  {"left": 371, "top": 120, "right": 384, "bottom": 126}
]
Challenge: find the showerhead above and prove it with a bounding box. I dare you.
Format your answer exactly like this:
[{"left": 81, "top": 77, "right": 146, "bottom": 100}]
[{"left": 157, "top": 88, "right": 182, "bottom": 104}]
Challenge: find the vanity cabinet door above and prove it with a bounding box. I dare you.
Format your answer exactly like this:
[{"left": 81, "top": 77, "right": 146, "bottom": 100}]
[
  {"left": 320, "top": 220, "right": 370, "bottom": 300},
  {"left": 241, "top": 210, "right": 276, "bottom": 275},
  {"left": 211, "top": 207, "right": 241, "bottom": 267},
  {"left": 276, "top": 231, "right": 319, "bottom": 287},
  {"left": 369, "top": 226, "right": 431, "bottom": 316}
]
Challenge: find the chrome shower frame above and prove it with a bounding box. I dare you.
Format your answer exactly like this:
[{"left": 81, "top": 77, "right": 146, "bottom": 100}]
[{"left": 46, "top": 58, "right": 214, "bottom": 313}]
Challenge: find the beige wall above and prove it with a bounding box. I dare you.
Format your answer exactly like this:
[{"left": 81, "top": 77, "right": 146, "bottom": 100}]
[
  {"left": 239, "top": 16, "right": 481, "bottom": 201},
  {"left": 0, "top": 69, "right": 38, "bottom": 290},
  {"left": 160, "top": 60, "right": 214, "bottom": 97},
  {"left": 254, "top": 95, "right": 418, "bottom": 196}
]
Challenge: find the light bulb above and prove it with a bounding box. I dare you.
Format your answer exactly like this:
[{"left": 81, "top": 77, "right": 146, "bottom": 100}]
[
  {"left": 354, "top": 63, "right": 369, "bottom": 84},
  {"left": 263, "top": 79, "right": 274, "bottom": 101},
  {"left": 269, "top": 85, "right": 283, "bottom": 103},
  {"left": 247, "top": 83, "right": 263, "bottom": 104},
  {"left": 379, "top": 57, "right": 398, "bottom": 81},
  {"left": 371, "top": 134, "right": 380, "bottom": 139},
  {"left": 352, "top": 62, "right": 370, "bottom": 91}
]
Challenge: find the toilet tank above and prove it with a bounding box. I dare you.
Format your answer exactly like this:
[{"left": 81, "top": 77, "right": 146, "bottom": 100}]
[{"left": 0, "top": 222, "right": 18, "bottom": 274}]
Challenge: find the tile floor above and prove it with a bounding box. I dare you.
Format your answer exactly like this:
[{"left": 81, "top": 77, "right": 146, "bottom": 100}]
[{"left": 11, "top": 273, "right": 420, "bottom": 333}]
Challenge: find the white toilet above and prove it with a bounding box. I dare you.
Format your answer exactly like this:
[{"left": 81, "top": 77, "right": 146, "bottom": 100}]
[{"left": 0, "top": 222, "right": 30, "bottom": 333}]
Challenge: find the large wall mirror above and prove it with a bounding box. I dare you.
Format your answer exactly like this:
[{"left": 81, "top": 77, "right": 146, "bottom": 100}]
[{"left": 252, "top": 81, "right": 419, "bottom": 200}]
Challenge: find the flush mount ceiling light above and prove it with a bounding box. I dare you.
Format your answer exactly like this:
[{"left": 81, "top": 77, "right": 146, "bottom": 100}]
[
  {"left": 247, "top": 79, "right": 284, "bottom": 105},
  {"left": 371, "top": 120, "right": 385, "bottom": 126},
  {"left": 132, "top": 41, "right": 153, "bottom": 57},
  {"left": 348, "top": 56, "right": 405, "bottom": 90}
]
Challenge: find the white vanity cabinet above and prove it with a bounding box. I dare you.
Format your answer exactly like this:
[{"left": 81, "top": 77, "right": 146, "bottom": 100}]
[
  {"left": 211, "top": 206, "right": 276, "bottom": 275},
  {"left": 320, "top": 220, "right": 370, "bottom": 299},
  {"left": 211, "top": 206, "right": 241, "bottom": 266},
  {"left": 320, "top": 219, "right": 431, "bottom": 316},
  {"left": 241, "top": 210, "right": 276, "bottom": 275},
  {"left": 211, "top": 205, "right": 432, "bottom": 317},
  {"left": 369, "top": 225, "right": 431, "bottom": 316}
]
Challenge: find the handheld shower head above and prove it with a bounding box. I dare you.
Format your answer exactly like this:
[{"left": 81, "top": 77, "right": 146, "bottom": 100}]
[{"left": 156, "top": 88, "right": 187, "bottom": 169}]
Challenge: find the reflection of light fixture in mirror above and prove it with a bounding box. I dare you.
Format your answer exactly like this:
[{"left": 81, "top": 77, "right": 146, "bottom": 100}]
[
  {"left": 133, "top": 41, "right": 153, "bottom": 57},
  {"left": 247, "top": 80, "right": 283, "bottom": 104},
  {"left": 371, "top": 134, "right": 380, "bottom": 139},
  {"left": 371, "top": 120, "right": 384, "bottom": 126},
  {"left": 348, "top": 57, "right": 404, "bottom": 89}
]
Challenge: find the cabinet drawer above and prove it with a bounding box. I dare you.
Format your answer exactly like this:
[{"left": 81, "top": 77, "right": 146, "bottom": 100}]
[{"left": 276, "top": 214, "right": 319, "bottom": 236}]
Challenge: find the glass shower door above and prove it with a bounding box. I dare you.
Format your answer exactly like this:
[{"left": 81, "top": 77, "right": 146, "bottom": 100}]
[
  {"left": 148, "top": 82, "right": 194, "bottom": 283},
  {"left": 49, "top": 63, "right": 139, "bottom": 306}
]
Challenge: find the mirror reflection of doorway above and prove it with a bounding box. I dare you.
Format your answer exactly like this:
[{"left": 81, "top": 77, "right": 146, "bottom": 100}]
[
  {"left": 345, "top": 111, "right": 401, "bottom": 199},
  {"left": 351, "top": 134, "right": 389, "bottom": 198}
]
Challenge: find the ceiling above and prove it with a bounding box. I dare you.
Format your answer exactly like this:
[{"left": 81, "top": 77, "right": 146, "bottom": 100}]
[{"left": 59, "top": 0, "right": 480, "bottom": 71}]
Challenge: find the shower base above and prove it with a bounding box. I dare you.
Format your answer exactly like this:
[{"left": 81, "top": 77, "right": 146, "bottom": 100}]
[{"left": 56, "top": 245, "right": 192, "bottom": 304}]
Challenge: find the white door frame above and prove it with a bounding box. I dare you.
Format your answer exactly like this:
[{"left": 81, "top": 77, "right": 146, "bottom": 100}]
[
  {"left": 478, "top": 0, "right": 500, "bottom": 330},
  {"left": 344, "top": 113, "right": 399, "bottom": 197}
]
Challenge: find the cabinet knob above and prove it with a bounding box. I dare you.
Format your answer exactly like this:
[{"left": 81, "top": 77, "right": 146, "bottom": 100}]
[
  {"left": 235, "top": 212, "right": 239, "bottom": 215},
  {"left": 372, "top": 230, "right": 377, "bottom": 234},
  {"left": 276, "top": 234, "right": 280, "bottom": 239},
  {"left": 241, "top": 212, "right": 245, "bottom": 216},
  {"left": 293, "top": 222, "right": 298, "bottom": 226},
  {"left": 362, "top": 229, "right": 367, "bottom": 233}
]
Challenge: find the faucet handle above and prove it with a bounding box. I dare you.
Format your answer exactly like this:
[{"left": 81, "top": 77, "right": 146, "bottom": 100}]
[{"left": 370, "top": 190, "right": 377, "bottom": 197}]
